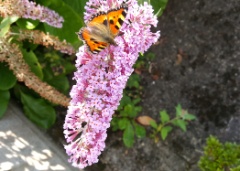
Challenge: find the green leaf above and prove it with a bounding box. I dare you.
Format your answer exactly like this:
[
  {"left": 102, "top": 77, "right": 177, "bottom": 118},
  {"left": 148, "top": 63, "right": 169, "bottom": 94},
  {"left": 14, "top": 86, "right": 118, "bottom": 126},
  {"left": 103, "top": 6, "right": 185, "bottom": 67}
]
[
  {"left": 123, "top": 122, "right": 134, "bottom": 147},
  {"left": 121, "top": 104, "right": 141, "bottom": 118},
  {"left": 63, "top": 61, "right": 76, "bottom": 74},
  {"left": 121, "top": 104, "right": 134, "bottom": 117},
  {"left": 20, "top": 92, "right": 56, "bottom": 129},
  {"left": 0, "top": 62, "right": 17, "bottom": 90},
  {"left": 118, "top": 118, "right": 130, "bottom": 130},
  {"left": 161, "top": 126, "right": 172, "bottom": 140},
  {"left": 0, "top": 90, "right": 10, "bottom": 118},
  {"left": 150, "top": 0, "right": 168, "bottom": 17},
  {"left": 132, "top": 97, "right": 141, "bottom": 105},
  {"left": 175, "top": 104, "right": 182, "bottom": 117},
  {"left": 110, "top": 117, "right": 119, "bottom": 131},
  {"left": 127, "top": 74, "right": 140, "bottom": 88},
  {"left": 118, "top": 94, "right": 131, "bottom": 110},
  {"left": 133, "top": 106, "right": 142, "bottom": 117},
  {"left": 120, "top": 105, "right": 130, "bottom": 117},
  {"left": 150, "top": 120, "right": 158, "bottom": 129},
  {"left": 42, "top": 67, "right": 53, "bottom": 81},
  {"left": 146, "top": 52, "right": 156, "bottom": 61},
  {"left": 42, "top": 0, "right": 84, "bottom": 46},
  {"left": 183, "top": 113, "right": 196, "bottom": 121},
  {"left": 22, "top": 40, "right": 39, "bottom": 51},
  {"left": 16, "top": 18, "right": 40, "bottom": 30},
  {"left": 160, "top": 110, "right": 170, "bottom": 123},
  {"left": 0, "top": 16, "right": 19, "bottom": 37},
  {"left": 134, "top": 122, "right": 146, "bottom": 138},
  {"left": 21, "top": 49, "right": 43, "bottom": 79},
  {"left": 172, "top": 119, "right": 187, "bottom": 132},
  {"left": 63, "top": 0, "right": 87, "bottom": 20},
  {"left": 47, "top": 75, "right": 69, "bottom": 94},
  {"left": 138, "top": 0, "right": 150, "bottom": 5}
]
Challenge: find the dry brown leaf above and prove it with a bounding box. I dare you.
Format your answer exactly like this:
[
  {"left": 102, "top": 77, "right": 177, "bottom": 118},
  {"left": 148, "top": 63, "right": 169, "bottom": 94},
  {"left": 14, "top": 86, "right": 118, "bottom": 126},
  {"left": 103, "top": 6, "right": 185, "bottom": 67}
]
[
  {"left": 151, "top": 74, "right": 159, "bottom": 80},
  {"left": 134, "top": 69, "right": 142, "bottom": 75},
  {"left": 136, "top": 116, "right": 155, "bottom": 126}
]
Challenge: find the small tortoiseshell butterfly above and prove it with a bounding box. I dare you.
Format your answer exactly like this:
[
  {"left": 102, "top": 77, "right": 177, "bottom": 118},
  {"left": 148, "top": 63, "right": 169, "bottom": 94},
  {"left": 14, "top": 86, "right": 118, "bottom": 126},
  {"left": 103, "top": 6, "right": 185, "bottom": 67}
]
[{"left": 77, "top": 2, "right": 128, "bottom": 54}]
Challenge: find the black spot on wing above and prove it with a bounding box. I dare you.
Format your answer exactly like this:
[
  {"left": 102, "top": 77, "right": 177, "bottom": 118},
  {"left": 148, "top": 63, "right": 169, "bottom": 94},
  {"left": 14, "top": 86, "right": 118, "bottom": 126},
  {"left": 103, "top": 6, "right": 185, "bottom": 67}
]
[
  {"left": 93, "top": 49, "right": 101, "bottom": 54},
  {"left": 103, "top": 19, "right": 108, "bottom": 26},
  {"left": 98, "top": 46, "right": 105, "bottom": 50},
  {"left": 115, "top": 25, "right": 120, "bottom": 30},
  {"left": 118, "top": 18, "right": 124, "bottom": 25},
  {"left": 109, "top": 20, "right": 114, "bottom": 25}
]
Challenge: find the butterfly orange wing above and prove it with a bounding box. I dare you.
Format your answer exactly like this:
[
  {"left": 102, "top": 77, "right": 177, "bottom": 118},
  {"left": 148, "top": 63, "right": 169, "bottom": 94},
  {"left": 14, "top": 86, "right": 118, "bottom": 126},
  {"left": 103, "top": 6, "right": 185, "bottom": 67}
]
[
  {"left": 79, "top": 27, "right": 108, "bottom": 54},
  {"left": 77, "top": 13, "right": 109, "bottom": 54},
  {"left": 107, "top": 4, "right": 128, "bottom": 36},
  {"left": 89, "top": 12, "right": 108, "bottom": 26}
]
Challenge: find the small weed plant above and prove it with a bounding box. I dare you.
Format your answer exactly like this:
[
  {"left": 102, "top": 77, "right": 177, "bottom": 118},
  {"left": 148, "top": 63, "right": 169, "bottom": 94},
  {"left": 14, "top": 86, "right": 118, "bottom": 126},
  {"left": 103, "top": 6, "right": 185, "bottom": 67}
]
[
  {"left": 149, "top": 104, "right": 196, "bottom": 142},
  {"left": 198, "top": 136, "right": 240, "bottom": 171}
]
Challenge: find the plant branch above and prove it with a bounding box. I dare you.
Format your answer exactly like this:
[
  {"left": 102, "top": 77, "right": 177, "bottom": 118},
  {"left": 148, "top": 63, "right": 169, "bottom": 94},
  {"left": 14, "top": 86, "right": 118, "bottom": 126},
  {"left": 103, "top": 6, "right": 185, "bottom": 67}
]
[{"left": 0, "top": 38, "right": 70, "bottom": 107}]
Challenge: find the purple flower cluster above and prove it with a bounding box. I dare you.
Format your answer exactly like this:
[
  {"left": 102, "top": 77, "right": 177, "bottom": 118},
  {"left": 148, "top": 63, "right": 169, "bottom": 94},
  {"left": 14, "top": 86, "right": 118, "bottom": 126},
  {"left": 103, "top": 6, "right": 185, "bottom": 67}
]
[
  {"left": 64, "top": 0, "right": 160, "bottom": 169},
  {"left": 17, "top": 0, "right": 64, "bottom": 28}
]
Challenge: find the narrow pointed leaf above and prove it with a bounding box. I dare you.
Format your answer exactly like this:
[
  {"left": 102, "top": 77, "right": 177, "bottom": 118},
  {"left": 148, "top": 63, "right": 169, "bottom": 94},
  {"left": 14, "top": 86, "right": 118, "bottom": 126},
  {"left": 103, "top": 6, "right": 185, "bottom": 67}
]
[
  {"left": 123, "top": 123, "right": 134, "bottom": 147},
  {"left": 172, "top": 119, "right": 187, "bottom": 132},
  {"left": 160, "top": 110, "right": 170, "bottom": 123},
  {"left": 161, "top": 126, "right": 172, "bottom": 140},
  {"left": 175, "top": 104, "right": 182, "bottom": 117},
  {"left": 150, "top": 120, "right": 158, "bottom": 129}
]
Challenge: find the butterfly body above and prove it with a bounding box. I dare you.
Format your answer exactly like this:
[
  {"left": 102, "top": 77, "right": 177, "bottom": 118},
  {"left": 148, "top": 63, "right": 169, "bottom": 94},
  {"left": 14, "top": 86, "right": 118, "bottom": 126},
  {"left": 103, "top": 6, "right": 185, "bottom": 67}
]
[
  {"left": 77, "top": 2, "right": 128, "bottom": 54},
  {"left": 87, "top": 22, "right": 116, "bottom": 45}
]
